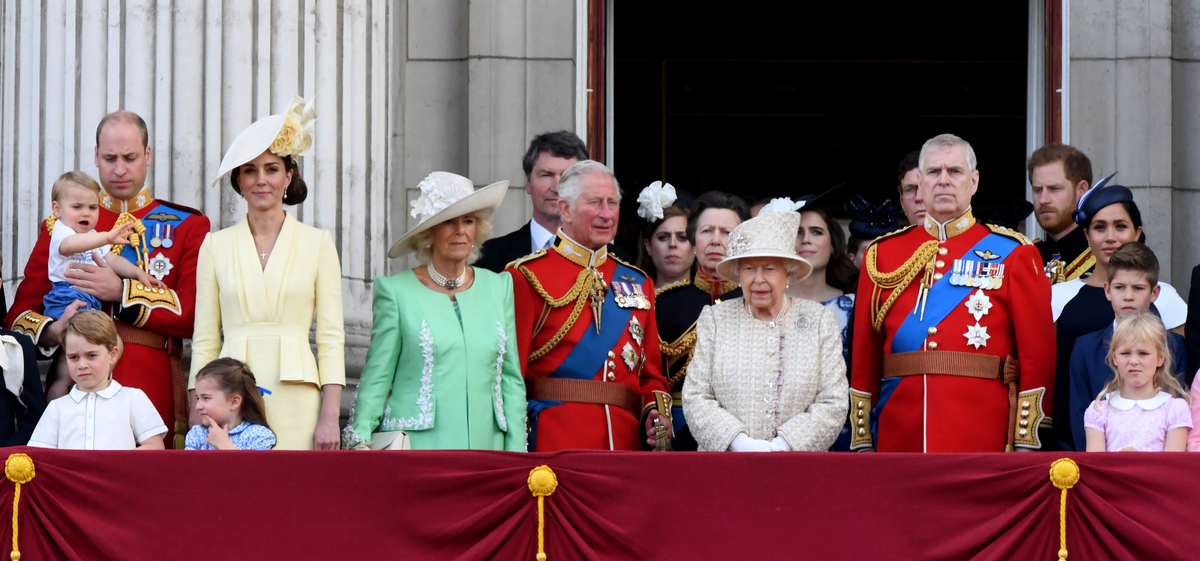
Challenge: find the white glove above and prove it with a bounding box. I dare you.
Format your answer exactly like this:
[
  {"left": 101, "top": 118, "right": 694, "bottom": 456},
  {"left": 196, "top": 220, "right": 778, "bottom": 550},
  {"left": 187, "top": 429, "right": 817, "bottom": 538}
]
[
  {"left": 729, "top": 433, "right": 775, "bottom": 452},
  {"left": 769, "top": 436, "right": 791, "bottom": 451}
]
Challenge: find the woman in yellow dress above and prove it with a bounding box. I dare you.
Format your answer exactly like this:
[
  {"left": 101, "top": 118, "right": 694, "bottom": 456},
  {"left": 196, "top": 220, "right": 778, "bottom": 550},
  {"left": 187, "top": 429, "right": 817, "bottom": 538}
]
[{"left": 190, "top": 95, "right": 345, "bottom": 450}]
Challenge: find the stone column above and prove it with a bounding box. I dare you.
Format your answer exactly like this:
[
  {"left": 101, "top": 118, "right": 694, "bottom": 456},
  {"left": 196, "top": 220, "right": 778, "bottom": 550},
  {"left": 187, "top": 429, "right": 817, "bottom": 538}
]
[{"left": 1069, "top": 0, "right": 1177, "bottom": 284}]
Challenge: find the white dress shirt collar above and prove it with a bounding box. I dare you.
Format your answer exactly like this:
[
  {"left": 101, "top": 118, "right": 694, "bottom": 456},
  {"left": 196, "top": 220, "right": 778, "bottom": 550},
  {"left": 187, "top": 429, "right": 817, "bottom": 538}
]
[{"left": 530, "top": 219, "right": 556, "bottom": 252}]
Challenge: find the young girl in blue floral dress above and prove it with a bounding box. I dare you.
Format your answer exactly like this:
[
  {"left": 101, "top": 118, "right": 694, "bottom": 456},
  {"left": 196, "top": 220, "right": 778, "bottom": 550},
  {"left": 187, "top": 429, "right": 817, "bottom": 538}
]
[{"left": 185, "top": 358, "right": 277, "bottom": 450}]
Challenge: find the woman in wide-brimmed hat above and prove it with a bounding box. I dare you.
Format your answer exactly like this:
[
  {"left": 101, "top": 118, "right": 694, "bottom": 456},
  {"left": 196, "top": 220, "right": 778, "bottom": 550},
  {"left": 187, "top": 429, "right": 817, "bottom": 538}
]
[
  {"left": 191, "top": 95, "right": 347, "bottom": 450},
  {"left": 342, "top": 172, "right": 526, "bottom": 451},
  {"left": 682, "top": 210, "right": 848, "bottom": 452}
]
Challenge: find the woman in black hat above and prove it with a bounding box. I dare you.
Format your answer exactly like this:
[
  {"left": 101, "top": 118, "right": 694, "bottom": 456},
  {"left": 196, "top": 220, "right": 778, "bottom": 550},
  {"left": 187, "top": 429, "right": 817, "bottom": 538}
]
[{"left": 1048, "top": 178, "right": 1188, "bottom": 450}]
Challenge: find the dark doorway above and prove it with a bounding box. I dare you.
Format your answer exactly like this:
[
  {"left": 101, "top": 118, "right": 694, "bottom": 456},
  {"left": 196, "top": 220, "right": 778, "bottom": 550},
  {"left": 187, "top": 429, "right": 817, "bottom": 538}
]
[{"left": 611, "top": 3, "right": 1029, "bottom": 250}]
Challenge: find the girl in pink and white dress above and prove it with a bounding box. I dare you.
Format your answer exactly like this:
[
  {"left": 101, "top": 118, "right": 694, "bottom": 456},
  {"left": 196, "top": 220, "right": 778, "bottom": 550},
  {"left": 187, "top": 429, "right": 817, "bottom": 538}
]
[{"left": 1085, "top": 312, "right": 1191, "bottom": 452}]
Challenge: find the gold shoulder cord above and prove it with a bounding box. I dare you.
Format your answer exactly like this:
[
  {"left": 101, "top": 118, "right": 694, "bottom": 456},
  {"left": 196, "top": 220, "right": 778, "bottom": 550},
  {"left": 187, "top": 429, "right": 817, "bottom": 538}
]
[
  {"left": 517, "top": 265, "right": 606, "bottom": 362},
  {"left": 661, "top": 327, "right": 698, "bottom": 388},
  {"left": 865, "top": 240, "right": 939, "bottom": 333},
  {"left": 108, "top": 213, "right": 150, "bottom": 272}
]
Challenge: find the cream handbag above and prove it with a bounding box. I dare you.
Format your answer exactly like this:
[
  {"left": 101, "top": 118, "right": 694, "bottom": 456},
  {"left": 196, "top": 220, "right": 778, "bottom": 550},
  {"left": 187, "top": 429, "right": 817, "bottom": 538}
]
[{"left": 370, "top": 431, "right": 411, "bottom": 450}]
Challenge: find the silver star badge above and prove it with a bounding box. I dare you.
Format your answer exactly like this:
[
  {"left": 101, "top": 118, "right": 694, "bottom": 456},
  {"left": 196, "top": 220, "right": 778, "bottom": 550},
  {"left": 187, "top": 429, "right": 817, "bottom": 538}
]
[
  {"left": 148, "top": 254, "right": 173, "bottom": 280},
  {"left": 964, "top": 322, "right": 990, "bottom": 349},
  {"left": 964, "top": 289, "right": 992, "bottom": 321},
  {"left": 621, "top": 342, "right": 637, "bottom": 370},
  {"left": 628, "top": 315, "right": 644, "bottom": 346}
]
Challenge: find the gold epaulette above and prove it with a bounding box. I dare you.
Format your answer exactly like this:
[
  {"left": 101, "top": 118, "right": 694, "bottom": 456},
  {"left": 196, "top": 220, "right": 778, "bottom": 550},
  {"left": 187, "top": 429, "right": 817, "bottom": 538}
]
[
  {"left": 986, "top": 224, "right": 1033, "bottom": 245},
  {"left": 44, "top": 215, "right": 57, "bottom": 235},
  {"left": 655, "top": 279, "right": 691, "bottom": 298},
  {"left": 121, "top": 280, "right": 183, "bottom": 322},
  {"left": 609, "top": 254, "right": 648, "bottom": 279},
  {"left": 869, "top": 224, "right": 916, "bottom": 246},
  {"left": 504, "top": 249, "right": 547, "bottom": 271}
]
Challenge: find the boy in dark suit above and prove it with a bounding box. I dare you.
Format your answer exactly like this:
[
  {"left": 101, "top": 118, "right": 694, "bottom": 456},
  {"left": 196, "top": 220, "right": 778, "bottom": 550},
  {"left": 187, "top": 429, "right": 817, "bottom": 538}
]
[{"left": 1068, "top": 242, "right": 1192, "bottom": 450}]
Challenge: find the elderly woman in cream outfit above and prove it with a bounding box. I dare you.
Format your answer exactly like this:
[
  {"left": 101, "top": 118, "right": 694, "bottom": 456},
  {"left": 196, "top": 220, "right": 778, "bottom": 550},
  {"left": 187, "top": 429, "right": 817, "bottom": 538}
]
[
  {"left": 191, "top": 96, "right": 346, "bottom": 450},
  {"left": 682, "top": 209, "right": 848, "bottom": 452}
]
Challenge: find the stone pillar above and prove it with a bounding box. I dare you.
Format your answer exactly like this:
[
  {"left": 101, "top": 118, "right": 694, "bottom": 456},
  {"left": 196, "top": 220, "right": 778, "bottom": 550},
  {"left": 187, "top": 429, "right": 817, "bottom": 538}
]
[
  {"left": 1069, "top": 0, "right": 1178, "bottom": 285},
  {"left": 1172, "top": 0, "right": 1200, "bottom": 297},
  {"left": 394, "top": 0, "right": 581, "bottom": 273}
]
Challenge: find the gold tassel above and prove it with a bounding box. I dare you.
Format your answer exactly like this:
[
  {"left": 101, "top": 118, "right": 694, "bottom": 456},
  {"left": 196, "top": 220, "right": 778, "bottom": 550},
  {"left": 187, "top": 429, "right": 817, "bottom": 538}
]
[
  {"left": 5, "top": 453, "right": 35, "bottom": 561},
  {"left": 527, "top": 465, "right": 558, "bottom": 561},
  {"left": 1049, "top": 458, "right": 1080, "bottom": 560}
]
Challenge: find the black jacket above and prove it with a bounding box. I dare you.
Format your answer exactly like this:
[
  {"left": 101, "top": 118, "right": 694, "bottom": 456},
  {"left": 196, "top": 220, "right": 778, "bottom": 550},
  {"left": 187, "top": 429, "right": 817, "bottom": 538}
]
[
  {"left": 476, "top": 222, "right": 533, "bottom": 274},
  {"left": 0, "top": 329, "right": 46, "bottom": 446},
  {"left": 1187, "top": 265, "right": 1200, "bottom": 374}
]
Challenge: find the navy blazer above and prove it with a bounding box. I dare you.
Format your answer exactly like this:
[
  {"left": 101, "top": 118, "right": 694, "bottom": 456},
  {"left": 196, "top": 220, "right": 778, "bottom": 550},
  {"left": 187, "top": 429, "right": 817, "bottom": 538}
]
[
  {"left": 476, "top": 222, "right": 533, "bottom": 274},
  {"left": 1186, "top": 264, "right": 1200, "bottom": 375},
  {"left": 0, "top": 329, "right": 46, "bottom": 446},
  {"left": 1067, "top": 325, "right": 1193, "bottom": 451}
]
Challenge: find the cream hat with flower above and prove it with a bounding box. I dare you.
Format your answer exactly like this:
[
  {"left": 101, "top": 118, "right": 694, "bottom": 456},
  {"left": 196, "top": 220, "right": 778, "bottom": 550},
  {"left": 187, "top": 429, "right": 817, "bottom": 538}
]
[
  {"left": 212, "top": 94, "right": 317, "bottom": 187},
  {"left": 387, "top": 172, "right": 509, "bottom": 258},
  {"left": 715, "top": 210, "right": 812, "bottom": 283}
]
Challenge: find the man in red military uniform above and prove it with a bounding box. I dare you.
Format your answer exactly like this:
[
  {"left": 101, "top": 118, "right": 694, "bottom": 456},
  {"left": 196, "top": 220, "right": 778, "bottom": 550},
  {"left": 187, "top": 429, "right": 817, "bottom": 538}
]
[
  {"left": 850, "top": 134, "right": 1055, "bottom": 452},
  {"left": 507, "top": 160, "right": 671, "bottom": 451},
  {"left": 5, "top": 111, "right": 209, "bottom": 448}
]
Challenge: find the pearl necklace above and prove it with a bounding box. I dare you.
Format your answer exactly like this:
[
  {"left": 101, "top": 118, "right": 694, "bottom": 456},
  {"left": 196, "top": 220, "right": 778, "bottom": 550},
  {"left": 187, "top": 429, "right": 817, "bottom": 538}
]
[{"left": 429, "top": 264, "right": 467, "bottom": 290}]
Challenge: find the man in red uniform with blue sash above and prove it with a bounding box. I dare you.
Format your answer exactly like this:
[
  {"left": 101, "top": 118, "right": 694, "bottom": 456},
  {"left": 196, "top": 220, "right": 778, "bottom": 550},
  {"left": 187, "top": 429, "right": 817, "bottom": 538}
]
[
  {"left": 5, "top": 112, "right": 209, "bottom": 448},
  {"left": 507, "top": 160, "right": 671, "bottom": 451},
  {"left": 850, "top": 134, "right": 1055, "bottom": 452}
]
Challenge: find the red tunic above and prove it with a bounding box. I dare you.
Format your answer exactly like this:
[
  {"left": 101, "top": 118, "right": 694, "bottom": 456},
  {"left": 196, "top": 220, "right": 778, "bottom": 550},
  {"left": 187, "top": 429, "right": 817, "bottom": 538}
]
[
  {"left": 6, "top": 189, "right": 210, "bottom": 447},
  {"left": 850, "top": 210, "right": 1055, "bottom": 452},
  {"left": 506, "top": 235, "right": 668, "bottom": 451}
]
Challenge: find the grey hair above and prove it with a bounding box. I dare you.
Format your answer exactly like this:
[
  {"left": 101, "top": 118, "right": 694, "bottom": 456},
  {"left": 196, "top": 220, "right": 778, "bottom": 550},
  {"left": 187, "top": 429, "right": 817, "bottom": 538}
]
[
  {"left": 918, "top": 133, "right": 978, "bottom": 175},
  {"left": 557, "top": 159, "right": 622, "bottom": 210},
  {"left": 406, "top": 213, "right": 494, "bottom": 266}
]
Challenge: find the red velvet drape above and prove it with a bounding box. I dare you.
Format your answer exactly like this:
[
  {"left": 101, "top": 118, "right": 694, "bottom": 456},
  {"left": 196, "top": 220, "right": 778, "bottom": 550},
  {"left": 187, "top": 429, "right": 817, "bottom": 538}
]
[{"left": 0, "top": 448, "right": 1194, "bottom": 560}]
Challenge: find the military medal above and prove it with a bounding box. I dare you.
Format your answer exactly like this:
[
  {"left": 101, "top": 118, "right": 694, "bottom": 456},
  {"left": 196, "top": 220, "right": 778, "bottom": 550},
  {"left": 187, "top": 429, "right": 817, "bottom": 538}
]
[
  {"left": 613, "top": 282, "right": 629, "bottom": 307},
  {"left": 630, "top": 283, "right": 651, "bottom": 309},
  {"left": 964, "top": 322, "right": 990, "bottom": 349},
  {"left": 150, "top": 224, "right": 162, "bottom": 248},
  {"left": 965, "top": 289, "right": 992, "bottom": 321},
  {"left": 628, "top": 315, "right": 644, "bottom": 346},
  {"left": 621, "top": 342, "right": 638, "bottom": 370},
  {"left": 162, "top": 224, "right": 175, "bottom": 248},
  {"left": 148, "top": 254, "right": 174, "bottom": 280}
]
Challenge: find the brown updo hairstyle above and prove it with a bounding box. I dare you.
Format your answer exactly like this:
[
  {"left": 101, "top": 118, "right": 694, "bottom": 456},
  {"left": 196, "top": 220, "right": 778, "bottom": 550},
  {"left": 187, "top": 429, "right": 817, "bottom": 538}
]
[
  {"left": 229, "top": 154, "right": 308, "bottom": 206},
  {"left": 636, "top": 206, "right": 692, "bottom": 279},
  {"left": 195, "top": 357, "right": 272, "bottom": 432}
]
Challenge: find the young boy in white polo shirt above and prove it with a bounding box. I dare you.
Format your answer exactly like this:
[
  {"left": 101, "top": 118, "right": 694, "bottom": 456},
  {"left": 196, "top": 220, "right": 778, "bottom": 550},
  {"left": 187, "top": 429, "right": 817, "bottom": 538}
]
[{"left": 29, "top": 310, "right": 166, "bottom": 450}]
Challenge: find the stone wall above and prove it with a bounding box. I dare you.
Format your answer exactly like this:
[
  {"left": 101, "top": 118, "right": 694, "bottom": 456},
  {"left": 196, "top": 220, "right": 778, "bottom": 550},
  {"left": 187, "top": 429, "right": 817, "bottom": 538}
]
[
  {"left": 0, "top": 1, "right": 584, "bottom": 384},
  {"left": 1069, "top": 0, "right": 1198, "bottom": 295}
]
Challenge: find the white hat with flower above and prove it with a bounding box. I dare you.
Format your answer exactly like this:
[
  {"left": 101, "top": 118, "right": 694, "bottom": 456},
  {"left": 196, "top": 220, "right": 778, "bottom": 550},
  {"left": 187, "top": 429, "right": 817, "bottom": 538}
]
[
  {"left": 715, "top": 210, "right": 812, "bottom": 283},
  {"left": 387, "top": 172, "right": 509, "bottom": 258},
  {"left": 212, "top": 94, "right": 318, "bottom": 187}
]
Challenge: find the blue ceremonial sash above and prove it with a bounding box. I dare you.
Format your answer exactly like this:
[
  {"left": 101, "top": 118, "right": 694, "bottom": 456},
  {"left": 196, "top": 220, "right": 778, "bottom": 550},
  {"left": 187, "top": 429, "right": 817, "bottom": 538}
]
[
  {"left": 117, "top": 203, "right": 192, "bottom": 263},
  {"left": 527, "top": 261, "right": 641, "bottom": 451},
  {"left": 870, "top": 377, "right": 901, "bottom": 446},
  {"left": 888, "top": 233, "right": 1019, "bottom": 354}
]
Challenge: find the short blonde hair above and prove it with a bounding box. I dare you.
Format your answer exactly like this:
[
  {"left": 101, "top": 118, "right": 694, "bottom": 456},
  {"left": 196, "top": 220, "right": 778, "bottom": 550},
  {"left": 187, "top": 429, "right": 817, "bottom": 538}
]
[
  {"left": 51, "top": 171, "right": 102, "bottom": 203},
  {"left": 61, "top": 310, "right": 120, "bottom": 352},
  {"left": 407, "top": 213, "right": 494, "bottom": 266}
]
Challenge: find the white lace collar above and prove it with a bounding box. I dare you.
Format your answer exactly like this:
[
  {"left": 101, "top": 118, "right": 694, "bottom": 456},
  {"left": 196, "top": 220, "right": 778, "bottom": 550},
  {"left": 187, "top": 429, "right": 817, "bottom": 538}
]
[{"left": 1108, "top": 391, "right": 1171, "bottom": 411}]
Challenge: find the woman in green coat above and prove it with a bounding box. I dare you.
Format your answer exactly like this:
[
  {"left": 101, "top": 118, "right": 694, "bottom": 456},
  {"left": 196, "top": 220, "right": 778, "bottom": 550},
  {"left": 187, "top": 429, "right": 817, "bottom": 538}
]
[{"left": 342, "top": 172, "right": 526, "bottom": 451}]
